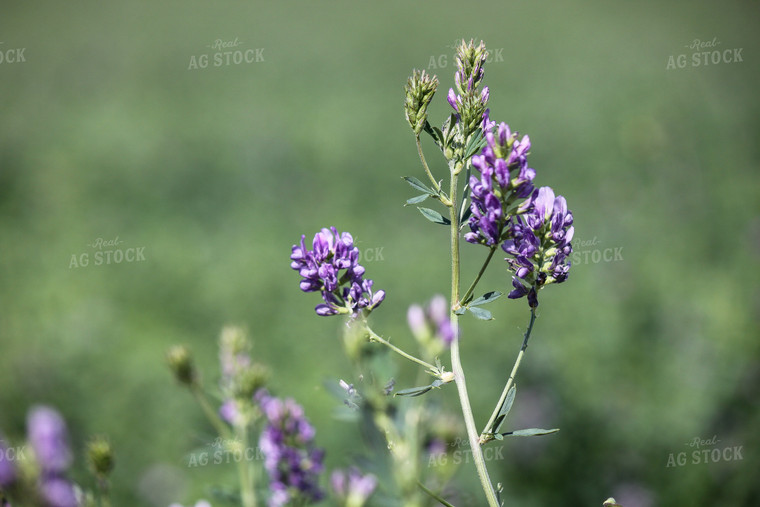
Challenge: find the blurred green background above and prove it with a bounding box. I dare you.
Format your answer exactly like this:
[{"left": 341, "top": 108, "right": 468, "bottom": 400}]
[{"left": 1, "top": 0, "right": 759, "bottom": 505}]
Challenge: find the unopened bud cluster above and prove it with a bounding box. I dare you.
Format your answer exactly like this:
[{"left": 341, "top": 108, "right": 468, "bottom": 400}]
[{"left": 404, "top": 69, "right": 439, "bottom": 135}]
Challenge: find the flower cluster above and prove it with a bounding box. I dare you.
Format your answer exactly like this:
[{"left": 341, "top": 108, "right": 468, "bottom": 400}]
[
  {"left": 465, "top": 122, "right": 536, "bottom": 247},
  {"left": 330, "top": 467, "right": 377, "bottom": 507},
  {"left": 27, "top": 406, "right": 79, "bottom": 507},
  {"left": 503, "top": 186, "right": 574, "bottom": 306},
  {"left": 291, "top": 227, "right": 385, "bottom": 317},
  {"left": 407, "top": 295, "right": 458, "bottom": 355},
  {"left": 447, "top": 40, "right": 490, "bottom": 139},
  {"left": 257, "top": 390, "right": 325, "bottom": 507}
]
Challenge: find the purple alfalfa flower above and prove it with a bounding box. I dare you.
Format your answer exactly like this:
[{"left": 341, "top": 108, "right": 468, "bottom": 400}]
[
  {"left": 407, "top": 295, "right": 458, "bottom": 351},
  {"left": 291, "top": 228, "right": 385, "bottom": 317},
  {"left": 465, "top": 122, "right": 536, "bottom": 247},
  {"left": 0, "top": 436, "right": 17, "bottom": 488},
  {"left": 27, "top": 406, "right": 72, "bottom": 475},
  {"left": 330, "top": 467, "right": 377, "bottom": 507},
  {"left": 503, "top": 186, "right": 574, "bottom": 306},
  {"left": 218, "top": 400, "right": 237, "bottom": 425},
  {"left": 39, "top": 477, "right": 79, "bottom": 507},
  {"left": 257, "top": 390, "right": 324, "bottom": 506}
]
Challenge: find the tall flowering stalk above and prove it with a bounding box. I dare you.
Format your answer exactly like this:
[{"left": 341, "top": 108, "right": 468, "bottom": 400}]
[{"left": 291, "top": 39, "right": 575, "bottom": 506}]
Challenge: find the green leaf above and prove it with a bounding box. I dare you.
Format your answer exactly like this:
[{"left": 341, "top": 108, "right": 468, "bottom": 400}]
[
  {"left": 492, "top": 385, "right": 517, "bottom": 434},
  {"left": 405, "top": 194, "right": 429, "bottom": 205},
  {"left": 394, "top": 385, "right": 433, "bottom": 397},
  {"left": 403, "top": 176, "right": 435, "bottom": 195},
  {"left": 423, "top": 122, "right": 445, "bottom": 148},
  {"left": 469, "top": 291, "right": 503, "bottom": 307},
  {"left": 394, "top": 379, "right": 445, "bottom": 398},
  {"left": 454, "top": 307, "right": 467, "bottom": 315},
  {"left": 417, "top": 207, "right": 451, "bottom": 226},
  {"left": 464, "top": 131, "right": 486, "bottom": 159},
  {"left": 468, "top": 306, "right": 493, "bottom": 320},
  {"left": 502, "top": 428, "right": 560, "bottom": 437}
]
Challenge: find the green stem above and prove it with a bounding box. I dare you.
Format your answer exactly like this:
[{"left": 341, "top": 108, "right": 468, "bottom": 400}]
[
  {"left": 416, "top": 135, "right": 452, "bottom": 207},
  {"left": 479, "top": 306, "right": 537, "bottom": 444},
  {"left": 457, "top": 246, "right": 497, "bottom": 309},
  {"left": 190, "top": 384, "right": 234, "bottom": 441},
  {"left": 448, "top": 166, "right": 500, "bottom": 507},
  {"left": 417, "top": 480, "right": 456, "bottom": 507},
  {"left": 236, "top": 421, "right": 257, "bottom": 507},
  {"left": 364, "top": 322, "right": 438, "bottom": 373}
]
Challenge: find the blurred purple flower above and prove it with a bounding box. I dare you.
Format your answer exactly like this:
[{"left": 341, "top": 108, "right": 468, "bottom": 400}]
[
  {"left": 39, "top": 476, "right": 79, "bottom": 507},
  {"left": 257, "top": 390, "right": 324, "bottom": 506},
  {"left": 407, "top": 295, "right": 458, "bottom": 348},
  {"left": 330, "top": 467, "right": 377, "bottom": 506},
  {"left": 291, "top": 228, "right": 385, "bottom": 317},
  {"left": 27, "top": 406, "right": 72, "bottom": 475},
  {"left": 0, "top": 437, "right": 17, "bottom": 488},
  {"left": 218, "top": 400, "right": 237, "bottom": 425}
]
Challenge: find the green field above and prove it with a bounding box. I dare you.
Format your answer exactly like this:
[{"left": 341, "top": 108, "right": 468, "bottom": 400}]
[{"left": 1, "top": 1, "right": 759, "bottom": 505}]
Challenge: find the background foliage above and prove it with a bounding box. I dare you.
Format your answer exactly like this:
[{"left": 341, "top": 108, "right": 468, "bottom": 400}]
[{"left": 1, "top": 0, "right": 759, "bottom": 505}]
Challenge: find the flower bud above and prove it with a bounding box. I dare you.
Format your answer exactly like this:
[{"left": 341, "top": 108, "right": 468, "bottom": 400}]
[
  {"left": 166, "top": 345, "right": 196, "bottom": 386},
  {"left": 454, "top": 39, "right": 488, "bottom": 95},
  {"left": 86, "top": 436, "right": 114, "bottom": 478},
  {"left": 234, "top": 363, "right": 270, "bottom": 400},
  {"left": 404, "top": 69, "right": 439, "bottom": 135}
]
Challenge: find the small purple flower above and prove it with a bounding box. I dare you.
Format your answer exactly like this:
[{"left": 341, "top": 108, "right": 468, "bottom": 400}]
[
  {"left": 330, "top": 467, "right": 377, "bottom": 506},
  {"left": 218, "top": 400, "right": 237, "bottom": 425},
  {"left": 407, "top": 295, "right": 458, "bottom": 348},
  {"left": 0, "top": 437, "right": 17, "bottom": 488},
  {"left": 27, "top": 406, "right": 72, "bottom": 475},
  {"left": 465, "top": 122, "right": 536, "bottom": 247},
  {"left": 257, "top": 390, "right": 324, "bottom": 506},
  {"left": 0, "top": 434, "right": 18, "bottom": 489},
  {"left": 39, "top": 476, "right": 79, "bottom": 507},
  {"left": 291, "top": 228, "right": 385, "bottom": 317}
]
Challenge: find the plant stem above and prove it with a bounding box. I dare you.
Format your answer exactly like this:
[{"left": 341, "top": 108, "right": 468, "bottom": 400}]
[
  {"left": 416, "top": 135, "right": 452, "bottom": 207},
  {"left": 364, "top": 322, "right": 438, "bottom": 373},
  {"left": 457, "top": 246, "right": 497, "bottom": 309},
  {"left": 448, "top": 165, "right": 500, "bottom": 507},
  {"left": 190, "top": 384, "right": 234, "bottom": 442},
  {"left": 417, "top": 480, "right": 456, "bottom": 507},
  {"left": 236, "top": 421, "right": 257, "bottom": 507},
  {"left": 479, "top": 306, "right": 537, "bottom": 444}
]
